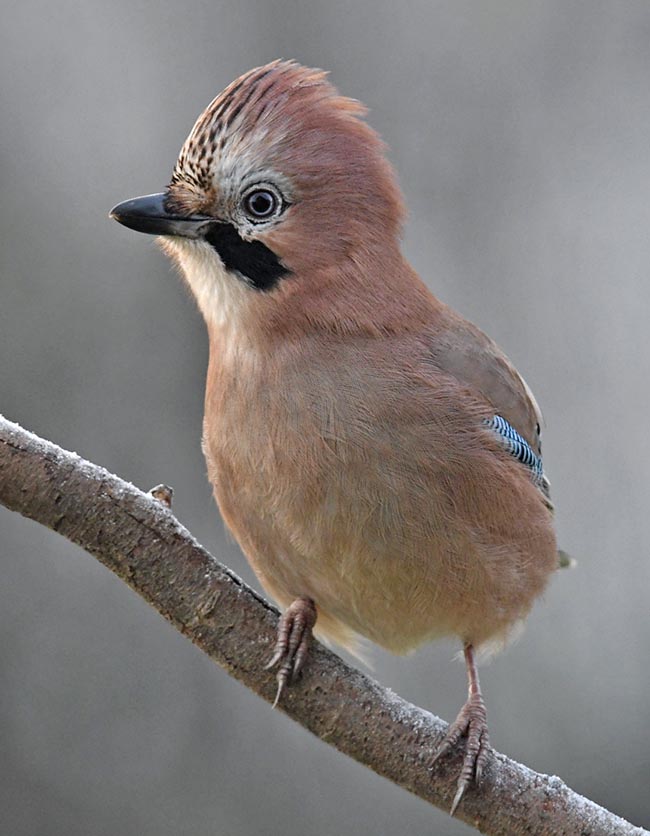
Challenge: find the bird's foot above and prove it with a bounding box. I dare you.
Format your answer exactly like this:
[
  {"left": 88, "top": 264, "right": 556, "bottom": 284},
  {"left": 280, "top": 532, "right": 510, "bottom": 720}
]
[
  {"left": 265, "top": 597, "right": 317, "bottom": 708},
  {"left": 432, "top": 691, "right": 490, "bottom": 816}
]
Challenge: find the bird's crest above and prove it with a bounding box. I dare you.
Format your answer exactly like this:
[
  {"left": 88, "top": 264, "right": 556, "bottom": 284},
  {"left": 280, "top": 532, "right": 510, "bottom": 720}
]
[{"left": 173, "top": 60, "right": 371, "bottom": 192}]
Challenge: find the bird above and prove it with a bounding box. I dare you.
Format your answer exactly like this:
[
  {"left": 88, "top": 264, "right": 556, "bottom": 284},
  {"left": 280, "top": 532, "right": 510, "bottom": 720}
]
[{"left": 110, "top": 60, "right": 559, "bottom": 814}]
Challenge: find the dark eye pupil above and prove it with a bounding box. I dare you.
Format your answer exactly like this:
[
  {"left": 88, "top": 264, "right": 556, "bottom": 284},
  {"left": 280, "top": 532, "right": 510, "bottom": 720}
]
[{"left": 246, "top": 190, "right": 276, "bottom": 218}]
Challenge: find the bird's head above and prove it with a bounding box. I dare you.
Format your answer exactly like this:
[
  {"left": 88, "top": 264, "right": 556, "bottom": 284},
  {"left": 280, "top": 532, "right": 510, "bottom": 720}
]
[{"left": 111, "top": 61, "right": 408, "bottom": 334}]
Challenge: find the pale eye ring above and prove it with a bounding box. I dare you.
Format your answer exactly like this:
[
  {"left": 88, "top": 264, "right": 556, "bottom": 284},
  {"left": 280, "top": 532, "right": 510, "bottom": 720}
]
[{"left": 242, "top": 185, "right": 282, "bottom": 221}]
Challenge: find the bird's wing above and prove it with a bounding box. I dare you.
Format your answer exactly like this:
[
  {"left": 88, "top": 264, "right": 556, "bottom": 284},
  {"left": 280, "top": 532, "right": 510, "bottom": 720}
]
[
  {"left": 428, "top": 312, "right": 543, "bottom": 453},
  {"left": 427, "top": 310, "right": 552, "bottom": 506}
]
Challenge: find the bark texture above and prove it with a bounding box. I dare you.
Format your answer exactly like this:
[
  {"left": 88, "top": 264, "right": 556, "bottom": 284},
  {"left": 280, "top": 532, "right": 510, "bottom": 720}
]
[{"left": 0, "top": 414, "right": 646, "bottom": 836}]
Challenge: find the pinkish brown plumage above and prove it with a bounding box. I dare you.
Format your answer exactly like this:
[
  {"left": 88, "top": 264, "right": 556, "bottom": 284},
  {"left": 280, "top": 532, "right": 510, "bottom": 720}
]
[{"left": 111, "top": 60, "right": 559, "bottom": 814}]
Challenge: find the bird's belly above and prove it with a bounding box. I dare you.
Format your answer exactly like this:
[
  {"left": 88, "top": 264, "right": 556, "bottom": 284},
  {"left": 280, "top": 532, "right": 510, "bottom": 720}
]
[
  {"left": 209, "top": 449, "right": 556, "bottom": 656},
  {"left": 215, "top": 488, "right": 444, "bottom": 653}
]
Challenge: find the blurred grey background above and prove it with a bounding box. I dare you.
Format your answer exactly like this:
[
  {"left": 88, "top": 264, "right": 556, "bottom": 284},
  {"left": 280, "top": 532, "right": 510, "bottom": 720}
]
[{"left": 1, "top": 1, "right": 649, "bottom": 834}]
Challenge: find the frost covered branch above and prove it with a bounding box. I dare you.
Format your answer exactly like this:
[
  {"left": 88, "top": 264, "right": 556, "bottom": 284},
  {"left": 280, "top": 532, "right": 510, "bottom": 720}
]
[{"left": 0, "top": 414, "right": 646, "bottom": 836}]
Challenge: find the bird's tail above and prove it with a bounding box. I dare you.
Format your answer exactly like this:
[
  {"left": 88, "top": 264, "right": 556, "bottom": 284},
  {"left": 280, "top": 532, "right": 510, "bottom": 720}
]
[{"left": 557, "top": 549, "right": 576, "bottom": 569}]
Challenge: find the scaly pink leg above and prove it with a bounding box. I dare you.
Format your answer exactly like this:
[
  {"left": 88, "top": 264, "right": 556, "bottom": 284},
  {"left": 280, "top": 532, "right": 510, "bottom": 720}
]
[
  {"left": 265, "top": 597, "right": 317, "bottom": 708},
  {"left": 432, "top": 644, "right": 491, "bottom": 815}
]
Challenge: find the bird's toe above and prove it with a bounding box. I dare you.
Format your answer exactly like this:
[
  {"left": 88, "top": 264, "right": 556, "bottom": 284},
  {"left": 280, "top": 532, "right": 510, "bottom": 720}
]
[
  {"left": 432, "top": 692, "right": 491, "bottom": 816},
  {"left": 265, "top": 596, "right": 317, "bottom": 707}
]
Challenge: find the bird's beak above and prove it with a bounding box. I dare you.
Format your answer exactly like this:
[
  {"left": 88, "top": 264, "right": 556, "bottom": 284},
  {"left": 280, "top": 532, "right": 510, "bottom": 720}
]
[{"left": 109, "top": 193, "right": 213, "bottom": 238}]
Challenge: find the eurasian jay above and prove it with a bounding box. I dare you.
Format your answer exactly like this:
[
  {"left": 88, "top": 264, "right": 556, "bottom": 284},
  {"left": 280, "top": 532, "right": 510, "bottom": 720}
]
[{"left": 110, "top": 60, "right": 559, "bottom": 814}]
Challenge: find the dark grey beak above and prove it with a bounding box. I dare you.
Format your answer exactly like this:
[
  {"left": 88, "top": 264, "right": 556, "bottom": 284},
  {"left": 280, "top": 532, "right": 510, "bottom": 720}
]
[{"left": 109, "top": 193, "right": 213, "bottom": 238}]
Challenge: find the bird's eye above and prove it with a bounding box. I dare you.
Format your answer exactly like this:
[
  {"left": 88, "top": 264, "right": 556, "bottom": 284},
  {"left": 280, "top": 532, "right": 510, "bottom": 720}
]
[{"left": 242, "top": 186, "right": 282, "bottom": 221}]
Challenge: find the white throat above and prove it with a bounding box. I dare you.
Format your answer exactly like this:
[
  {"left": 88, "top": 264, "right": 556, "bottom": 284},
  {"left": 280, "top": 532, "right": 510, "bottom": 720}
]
[{"left": 159, "top": 237, "right": 252, "bottom": 332}]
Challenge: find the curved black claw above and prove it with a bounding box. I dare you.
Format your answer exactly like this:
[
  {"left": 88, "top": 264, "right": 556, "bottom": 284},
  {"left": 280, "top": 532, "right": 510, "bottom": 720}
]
[
  {"left": 432, "top": 692, "right": 491, "bottom": 816},
  {"left": 265, "top": 597, "right": 317, "bottom": 708}
]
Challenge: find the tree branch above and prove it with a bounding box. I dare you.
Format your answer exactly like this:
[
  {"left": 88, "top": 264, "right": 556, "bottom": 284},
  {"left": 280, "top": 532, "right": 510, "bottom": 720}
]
[{"left": 0, "top": 414, "right": 645, "bottom": 836}]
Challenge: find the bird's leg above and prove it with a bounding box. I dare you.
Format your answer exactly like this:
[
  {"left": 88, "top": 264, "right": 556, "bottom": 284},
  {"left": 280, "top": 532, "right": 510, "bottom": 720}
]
[
  {"left": 432, "top": 643, "right": 490, "bottom": 815},
  {"left": 265, "top": 596, "right": 317, "bottom": 708}
]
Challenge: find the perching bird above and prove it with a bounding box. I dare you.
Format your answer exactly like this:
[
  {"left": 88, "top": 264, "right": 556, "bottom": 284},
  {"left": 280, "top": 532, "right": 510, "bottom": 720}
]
[{"left": 110, "top": 60, "right": 559, "bottom": 814}]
